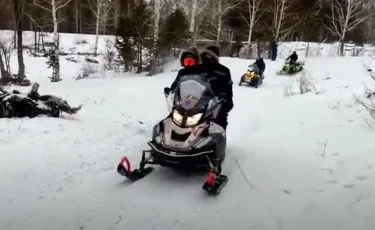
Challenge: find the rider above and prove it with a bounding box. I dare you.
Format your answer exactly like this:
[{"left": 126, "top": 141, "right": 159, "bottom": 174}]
[
  {"left": 286, "top": 51, "right": 298, "bottom": 65},
  {"left": 248, "top": 58, "right": 265, "bottom": 79},
  {"left": 169, "top": 45, "right": 234, "bottom": 130},
  {"left": 180, "top": 46, "right": 200, "bottom": 68}
]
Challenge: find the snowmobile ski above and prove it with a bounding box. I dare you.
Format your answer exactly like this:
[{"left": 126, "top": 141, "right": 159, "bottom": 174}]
[
  {"left": 202, "top": 172, "right": 228, "bottom": 195},
  {"left": 117, "top": 156, "right": 154, "bottom": 181}
]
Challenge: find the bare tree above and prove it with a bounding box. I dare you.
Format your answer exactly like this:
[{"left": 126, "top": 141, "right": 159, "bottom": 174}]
[
  {"left": 33, "top": 0, "right": 73, "bottom": 82},
  {"left": 176, "top": 0, "right": 210, "bottom": 44},
  {"left": 241, "top": 0, "right": 264, "bottom": 58},
  {"left": 269, "top": 0, "right": 297, "bottom": 40},
  {"left": 323, "top": 0, "right": 371, "bottom": 55},
  {"left": 206, "top": 0, "right": 242, "bottom": 44},
  {"left": 11, "top": 0, "right": 27, "bottom": 81},
  {"left": 0, "top": 37, "right": 15, "bottom": 82},
  {"left": 87, "top": 0, "right": 112, "bottom": 56},
  {"left": 149, "top": 0, "right": 161, "bottom": 75}
]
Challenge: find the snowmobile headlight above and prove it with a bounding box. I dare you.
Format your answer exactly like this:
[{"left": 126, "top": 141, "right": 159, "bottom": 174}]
[
  {"left": 186, "top": 113, "right": 203, "bottom": 126},
  {"left": 172, "top": 110, "right": 183, "bottom": 125}
]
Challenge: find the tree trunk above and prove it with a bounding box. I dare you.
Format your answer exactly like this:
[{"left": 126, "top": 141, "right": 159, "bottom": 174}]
[
  {"left": 14, "top": 0, "right": 25, "bottom": 81},
  {"left": 75, "top": 0, "right": 79, "bottom": 33},
  {"left": 150, "top": 0, "right": 160, "bottom": 75},
  {"left": 216, "top": 0, "right": 222, "bottom": 45},
  {"left": 94, "top": 0, "right": 101, "bottom": 56},
  {"left": 52, "top": 0, "right": 60, "bottom": 82},
  {"left": 0, "top": 52, "right": 7, "bottom": 81}
]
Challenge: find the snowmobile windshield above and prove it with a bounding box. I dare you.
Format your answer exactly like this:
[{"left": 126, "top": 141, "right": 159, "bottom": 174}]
[
  {"left": 173, "top": 74, "right": 214, "bottom": 116},
  {"left": 250, "top": 65, "right": 260, "bottom": 74}
]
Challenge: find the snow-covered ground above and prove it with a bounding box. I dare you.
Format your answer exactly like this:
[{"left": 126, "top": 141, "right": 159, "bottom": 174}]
[{"left": 1, "top": 31, "right": 375, "bottom": 230}]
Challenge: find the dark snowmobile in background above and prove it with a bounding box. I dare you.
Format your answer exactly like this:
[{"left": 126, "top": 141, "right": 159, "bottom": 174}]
[
  {"left": 0, "top": 83, "right": 81, "bottom": 118},
  {"left": 117, "top": 74, "right": 228, "bottom": 194}
]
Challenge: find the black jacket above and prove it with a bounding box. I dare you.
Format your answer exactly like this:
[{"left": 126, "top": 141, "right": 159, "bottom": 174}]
[
  {"left": 170, "top": 64, "right": 233, "bottom": 113},
  {"left": 251, "top": 59, "right": 265, "bottom": 73},
  {"left": 287, "top": 53, "right": 298, "bottom": 62}
]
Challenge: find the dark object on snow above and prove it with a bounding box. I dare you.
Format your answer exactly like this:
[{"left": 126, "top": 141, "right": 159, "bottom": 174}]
[
  {"left": 85, "top": 57, "right": 99, "bottom": 64},
  {"left": 0, "top": 73, "right": 31, "bottom": 86},
  {"left": 0, "top": 83, "right": 81, "bottom": 118},
  {"left": 117, "top": 73, "right": 228, "bottom": 194},
  {"left": 271, "top": 41, "right": 278, "bottom": 61}
]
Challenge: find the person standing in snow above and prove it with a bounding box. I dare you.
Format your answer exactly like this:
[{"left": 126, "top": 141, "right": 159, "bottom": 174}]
[{"left": 271, "top": 41, "right": 278, "bottom": 61}]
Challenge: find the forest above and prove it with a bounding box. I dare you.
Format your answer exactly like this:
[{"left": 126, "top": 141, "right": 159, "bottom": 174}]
[{"left": 0, "top": 0, "right": 374, "bottom": 83}]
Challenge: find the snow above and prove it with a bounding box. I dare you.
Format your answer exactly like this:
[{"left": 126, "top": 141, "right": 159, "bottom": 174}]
[{"left": 1, "top": 31, "right": 375, "bottom": 230}]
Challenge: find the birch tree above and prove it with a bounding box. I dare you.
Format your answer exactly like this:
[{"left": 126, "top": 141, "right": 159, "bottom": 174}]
[
  {"left": 206, "top": 0, "right": 242, "bottom": 44},
  {"left": 11, "top": 0, "right": 27, "bottom": 81},
  {"left": 240, "top": 0, "right": 264, "bottom": 58},
  {"left": 175, "top": 0, "right": 210, "bottom": 44},
  {"left": 87, "top": 0, "right": 112, "bottom": 55},
  {"left": 270, "top": 0, "right": 297, "bottom": 40},
  {"left": 150, "top": 0, "right": 161, "bottom": 75},
  {"left": 323, "top": 0, "right": 371, "bottom": 55},
  {"left": 33, "top": 0, "right": 73, "bottom": 82}
]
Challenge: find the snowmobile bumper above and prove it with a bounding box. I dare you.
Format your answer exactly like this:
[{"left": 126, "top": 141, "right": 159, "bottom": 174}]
[
  {"left": 116, "top": 143, "right": 228, "bottom": 195},
  {"left": 147, "top": 141, "right": 217, "bottom": 169}
]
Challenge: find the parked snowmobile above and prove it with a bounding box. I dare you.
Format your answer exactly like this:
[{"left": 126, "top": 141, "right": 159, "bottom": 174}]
[
  {"left": 239, "top": 65, "right": 263, "bottom": 88},
  {"left": 278, "top": 60, "right": 303, "bottom": 75},
  {"left": 117, "top": 74, "right": 228, "bottom": 194}
]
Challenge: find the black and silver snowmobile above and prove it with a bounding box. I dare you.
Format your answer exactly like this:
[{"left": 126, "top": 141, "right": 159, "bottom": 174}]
[{"left": 117, "top": 74, "right": 228, "bottom": 194}]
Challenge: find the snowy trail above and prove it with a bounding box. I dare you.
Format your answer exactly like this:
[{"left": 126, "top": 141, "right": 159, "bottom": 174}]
[{"left": 1, "top": 57, "right": 375, "bottom": 230}]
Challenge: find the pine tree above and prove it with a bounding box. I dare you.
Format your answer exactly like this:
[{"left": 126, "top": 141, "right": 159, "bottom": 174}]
[{"left": 159, "top": 7, "right": 189, "bottom": 53}]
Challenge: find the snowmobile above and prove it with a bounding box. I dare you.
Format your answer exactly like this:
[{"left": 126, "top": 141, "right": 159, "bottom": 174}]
[
  {"left": 239, "top": 65, "right": 263, "bottom": 88},
  {"left": 117, "top": 74, "right": 228, "bottom": 195},
  {"left": 278, "top": 60, "right": 303, "bottom": 75}
]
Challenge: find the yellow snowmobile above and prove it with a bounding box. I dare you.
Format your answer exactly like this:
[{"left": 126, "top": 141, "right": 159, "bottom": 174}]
[{"left": 239, "top": 66, "right": 263, "bottom": 88}]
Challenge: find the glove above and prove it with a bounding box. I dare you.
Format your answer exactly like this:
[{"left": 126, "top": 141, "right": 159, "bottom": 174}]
[{"left": 164, "top": 87, "right": 171, "bottom": 96}]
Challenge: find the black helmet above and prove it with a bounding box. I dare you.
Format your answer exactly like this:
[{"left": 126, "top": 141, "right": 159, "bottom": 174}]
[{"left": 200, "top": 45, "right": 220, "bottom": 64}]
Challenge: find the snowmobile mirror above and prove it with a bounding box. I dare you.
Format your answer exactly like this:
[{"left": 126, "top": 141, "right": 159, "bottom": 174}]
[
  {"left": 164, "top": 87, "right": 171, "bottom": 97},
  {"left": 367, "top": 69, "right": 372, "bottom": 72}
]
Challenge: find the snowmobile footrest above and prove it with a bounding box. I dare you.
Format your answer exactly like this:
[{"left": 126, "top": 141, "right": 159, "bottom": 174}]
[
  {"left": 117, "top": 156, "right": 154, "bottom": 181},
  {"left": 117, "top": 165, "right": 154, "bottom": 181},
  {"left": 202, "top": 173, "right": 228, "bottom": 195}
]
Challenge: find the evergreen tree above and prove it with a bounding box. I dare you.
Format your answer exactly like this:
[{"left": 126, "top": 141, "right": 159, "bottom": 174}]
[
  {"left": 115, "top": 16, "right": 135, "bottom": 72},
  {"left": 159, "top": 7, "right": 189, "bottom": 52}
]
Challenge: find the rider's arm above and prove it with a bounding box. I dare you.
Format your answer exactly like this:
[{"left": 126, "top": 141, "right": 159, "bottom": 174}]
[
  {"left": 170, "top": 69, "right": 184, "bottom": 90},
  {"left": 222, "top": 68, "right": 233, "bottom": 112}
]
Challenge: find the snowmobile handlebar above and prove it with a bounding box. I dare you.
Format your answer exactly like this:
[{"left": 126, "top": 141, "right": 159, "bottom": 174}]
[{"left": 164, "top": 87, "right": 171, "bottom": 97}]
